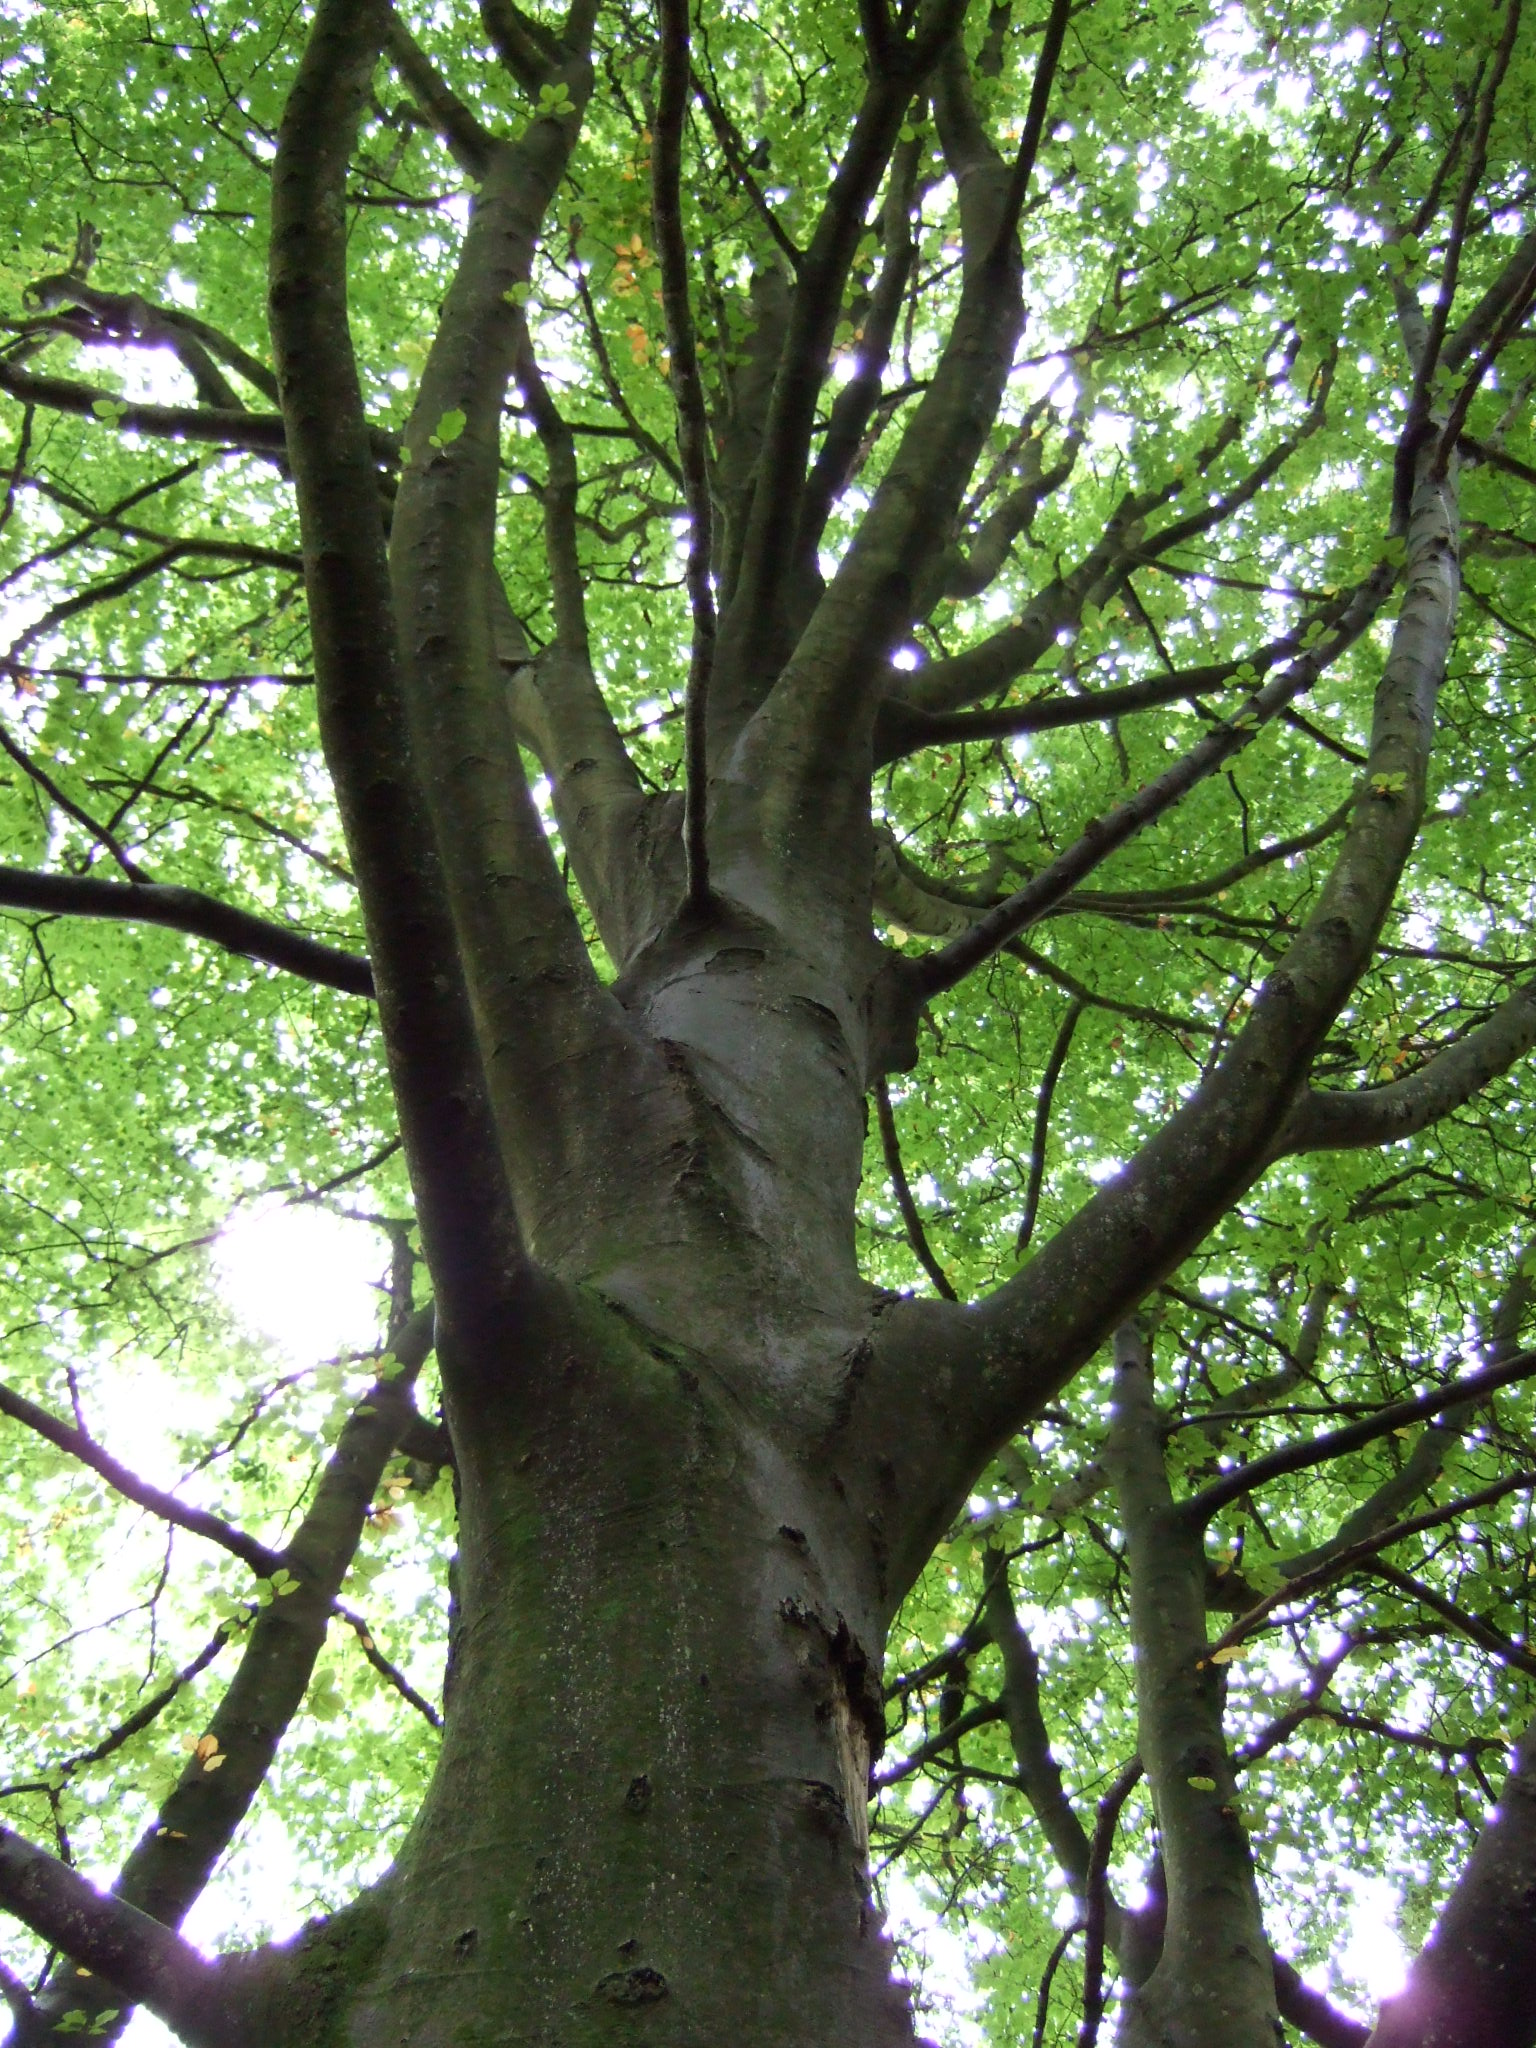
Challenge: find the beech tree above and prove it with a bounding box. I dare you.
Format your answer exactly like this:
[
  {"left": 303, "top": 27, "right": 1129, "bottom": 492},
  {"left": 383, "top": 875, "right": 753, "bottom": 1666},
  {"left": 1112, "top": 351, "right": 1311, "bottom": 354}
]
[{"left": 3, "top": 0, "right": 1536, "bottom": 2041}]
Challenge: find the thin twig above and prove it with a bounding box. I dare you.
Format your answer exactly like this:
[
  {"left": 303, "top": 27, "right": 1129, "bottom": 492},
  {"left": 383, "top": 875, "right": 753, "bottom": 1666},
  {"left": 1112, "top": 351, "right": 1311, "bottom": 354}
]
[
  {"left": 874, "top": 1078, "right": 958, "bottom": 1299},
  {"left": 1078, "top": 1756, "right": 1144, "bottom": 2048},
  {"left": 1034, "top": 1920, "right": 1084, "bottom": 2048},
  {"left": 334, "top": 1603, "right": 443, "bottom": 1728},
  {"left": 1017, "top": 998, "right": 1084, "bottom": 1255}
]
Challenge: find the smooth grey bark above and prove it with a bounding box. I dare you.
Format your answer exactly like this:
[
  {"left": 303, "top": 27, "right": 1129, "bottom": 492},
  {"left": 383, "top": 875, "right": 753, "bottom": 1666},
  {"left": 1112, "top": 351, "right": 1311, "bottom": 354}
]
[
  {"left": 1364, "top": 1714, "right": 1536, "bottom": 2048},
  {"left": 315, "top": 1284, "right": 923, "bottom": 2048},
  {"left": 1102, "top": 1327, "right": 1279, "bottom": 2048},
  {"left": 8, "top": 4, "right": 1536, "bottom": 2046}
]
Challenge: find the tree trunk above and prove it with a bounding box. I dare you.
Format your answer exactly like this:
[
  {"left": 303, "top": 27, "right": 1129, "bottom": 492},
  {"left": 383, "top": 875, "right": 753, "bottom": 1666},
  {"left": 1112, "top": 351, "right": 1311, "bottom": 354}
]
[{"left": 282, "top": 1288, "right": 922, "bottom": 2048}]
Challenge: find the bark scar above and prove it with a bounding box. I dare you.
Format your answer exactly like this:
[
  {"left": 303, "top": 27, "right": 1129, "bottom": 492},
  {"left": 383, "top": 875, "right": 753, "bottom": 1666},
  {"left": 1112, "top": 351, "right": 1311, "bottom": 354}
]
[{"left": 595, "top": 1965, "right": 669, "bottom": 2004}]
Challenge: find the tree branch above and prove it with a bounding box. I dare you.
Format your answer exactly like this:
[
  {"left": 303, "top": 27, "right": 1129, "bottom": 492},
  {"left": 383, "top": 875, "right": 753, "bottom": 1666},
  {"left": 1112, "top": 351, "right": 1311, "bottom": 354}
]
[
  {"left": 1202, "top": 1470, "right": 1536, "bottom": 1670},
  {"left": 652, "top": 0, "right": 716, "bottom": 907},
  {"left": 876, "top": 611, "right": 1362, "bottom": 761},
  {"left": 0, "top": 1830, "right": 231, "bottom": 2048},
  {"left": 874, "top": 1078, "right": 958, "bottom": 1299},
  {"left": 0, "top": 865, "right": 374, "bottom": 997},
  {"left": 689, "top": 63, "right": 801, "bottom": 269},
  {"left": 0, "top": 1380, "right": 283, "bottom": 1577},
  {"left": 794, "top": 137, "right": 921, "bottom": 563},
  {"left": 874, "top": 1698, "right": 1006, "bottom": 1783},
  {"left": 0, "top": 729, "right": 148, "bottom": 879},
  {"left": 1180, "top": 1346, "right": 1536, "bottom": 1528},
  {"left": 269, "top": 0, "right": 528, "bottom": 1342},
  {"left": 1277, "top": 976, "right": 1536, "bottom": 1153},
  {"left": 908, "top": 577, "right": 1384, "bottom": 1002},
  {"left": 19, "top": 1357, "right": 433, "bottom": 2043},
  {"left": 1363, "top": 1561, "right": 1536, "bottom": 1682},
  {"left": 19, "top": 274, "right": 274, "bottom": 410},
  {"left": 479, "top": 0, "right": 560, "bottom": 94},
  {"left": 1366, "top": 1708, "right": 1536, "bottom": 2048},
  {"left": 381, "top": 5, "right": 496, "bottom": 177},
  {"left": 387, "top": 103, "right": 671, "bottom": 1228},
  {"left": 739, "top": 21, "right": 1047, "bottom": 877},
  {"left": 1015, "top": 998, "right": 1083, "bottom": 1256},
  {"left": 983, "top": 1551, "right": 1097, "bottom": 1899},
  {"left": 714, "top": 37, "right": 948, "bottom": 724},
  {"left": 989, "top": 0, "right": 1075, "bottom": 265},
  {"left": 1393, "top": 0, "right": 1524, "bottom": 510},
  {"left": 334, "top": 1602, "right": 443, "bottom": 1728},
  {"left": 870, "top": 420, "right": 1461, "bottom": 1536},
  {"left": 1102, "top": 1324, "right": 1277, "bottom": 2044},
  {"left": 0, "top": 359, "right": 289, "bottom": 458}
]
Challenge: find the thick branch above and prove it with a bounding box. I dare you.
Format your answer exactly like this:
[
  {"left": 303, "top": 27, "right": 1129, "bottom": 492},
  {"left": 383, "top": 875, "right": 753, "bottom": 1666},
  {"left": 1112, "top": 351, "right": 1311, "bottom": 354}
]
[
  {"left": 381, "top": 6, "right": 496, "bottom": 176},
  {"left": 877, "top": 427, "right": 1460, "bottom": 1527},
  {"left": 1181, "top": 1346, "right": 1536, "bottom": 1528},
  {"left": 0, "top": 1831, "right": 231, "bottom": 2048},
  {"left": 1103, "top": 1325, "right": 1277, "bottom": 2048},
  {"left": 989, "top": 0, "right": 1075, "bottom": 261},
  {"left": 479, "top": 0, "right": 559, "bottom": 93},
  {"left": 1366, "top": 1709, "right": 1536, "bottom": 2048},
  {"left": 0, "top": 866, "right": 374, "bottom": 997},
  {"left": 389, "top": 113, "right": 671, "bottom": 1228},
  {"left": 1278, "top": 977, "right": 1536, "bottom": 1153},
  {"left": 794, "top": 138, "right": 920, "bottom": 562},
  {"left": 652, "top": 0, "right": 716, "bottom": 906},
  {"left": 269, "top": 0, "right": 527, "bottom": 1342},
  {"left": 740, "top": 27, "right": 1047, "bottom": 875},
  {"left": 713, "top": 16, "right": 965, "bottom": 720}
]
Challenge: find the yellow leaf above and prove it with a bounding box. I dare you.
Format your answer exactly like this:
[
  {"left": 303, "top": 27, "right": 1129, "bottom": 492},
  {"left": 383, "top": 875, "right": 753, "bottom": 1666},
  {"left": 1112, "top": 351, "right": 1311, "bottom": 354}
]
[
  {"left": 203, "top": 1752, "right": 227, "bottom": 1772},
  {"left": 1209, "top": 1644, "right": 1242, "bottom": 1664},
  {"left": 194, "top": 1733, "right": 219, "bottom": 1761}
]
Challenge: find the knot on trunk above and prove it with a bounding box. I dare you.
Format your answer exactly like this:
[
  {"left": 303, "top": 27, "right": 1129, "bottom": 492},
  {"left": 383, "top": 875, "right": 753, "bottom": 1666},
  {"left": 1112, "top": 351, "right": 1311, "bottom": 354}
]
[{"left": 595, "top": 1965, "right": 669, "bottom": 2006}]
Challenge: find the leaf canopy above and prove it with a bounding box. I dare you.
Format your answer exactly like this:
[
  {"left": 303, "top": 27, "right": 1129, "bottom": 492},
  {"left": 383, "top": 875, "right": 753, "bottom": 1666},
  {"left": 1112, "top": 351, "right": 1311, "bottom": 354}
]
[{"left": 1, "top": 0, "right": 1535, "bottom": 2040}]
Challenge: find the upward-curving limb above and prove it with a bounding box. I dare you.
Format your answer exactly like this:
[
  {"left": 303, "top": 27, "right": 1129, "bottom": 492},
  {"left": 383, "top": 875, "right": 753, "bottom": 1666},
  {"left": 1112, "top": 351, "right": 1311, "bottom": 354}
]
[
  {"left": 854, "top": 344, "right": 1474, "bottom": 1577},
  {"left": 268, "top": 0, "right": 528, "bottom": 1347}
]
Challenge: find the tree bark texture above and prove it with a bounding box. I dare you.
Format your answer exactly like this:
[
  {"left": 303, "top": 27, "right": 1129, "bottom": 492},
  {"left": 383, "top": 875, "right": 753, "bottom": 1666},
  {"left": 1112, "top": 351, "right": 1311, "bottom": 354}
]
[
  {"left": 9, "top": 0, "right": 1536, "bottom": 2041},
  {"left": 322, "top": 1292, "right": 920, "bottom": 2047}
]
